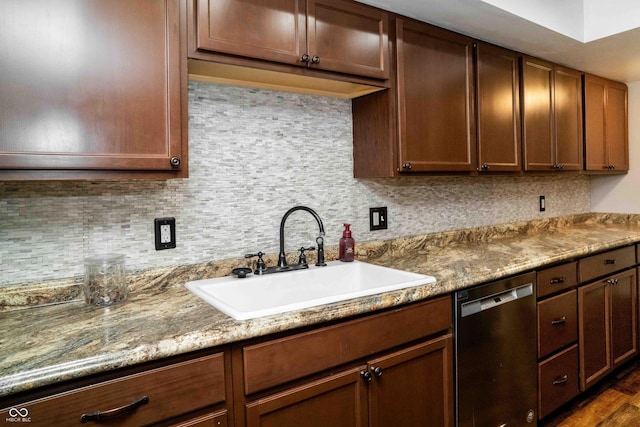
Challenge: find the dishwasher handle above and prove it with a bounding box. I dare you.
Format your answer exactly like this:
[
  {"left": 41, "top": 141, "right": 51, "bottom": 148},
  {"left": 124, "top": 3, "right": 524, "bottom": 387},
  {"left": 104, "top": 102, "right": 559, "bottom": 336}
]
[{"left": 460, "top": 283, "right": 533, "bottom": 318}]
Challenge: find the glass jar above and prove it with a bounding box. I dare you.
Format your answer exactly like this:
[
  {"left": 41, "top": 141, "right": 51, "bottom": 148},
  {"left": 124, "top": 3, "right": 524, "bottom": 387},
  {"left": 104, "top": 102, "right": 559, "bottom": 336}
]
[{"left": 83, "top": 254, "right": 128, "bottom": 306}]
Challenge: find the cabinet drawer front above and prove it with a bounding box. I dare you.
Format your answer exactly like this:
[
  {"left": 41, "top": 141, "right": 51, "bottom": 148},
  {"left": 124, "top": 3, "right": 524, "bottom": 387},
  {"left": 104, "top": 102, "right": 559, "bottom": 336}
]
[
  {"left": 537, "top": 262, "right": 578, "bottom": 298},
  {"left": 579, "top": 246, "right": 636, "bottom": 283},
  {"left": 2, "top": 353, "right": 226, "bottom": 427},
  {"left": 538, "top": 344, "right": 579, "bottom": 419},
  {"left": 538, "top": 290, "right": 577, "bottom": 358},
  {"left": 243, "top": 296, "right": 452, "bottom": 394}
]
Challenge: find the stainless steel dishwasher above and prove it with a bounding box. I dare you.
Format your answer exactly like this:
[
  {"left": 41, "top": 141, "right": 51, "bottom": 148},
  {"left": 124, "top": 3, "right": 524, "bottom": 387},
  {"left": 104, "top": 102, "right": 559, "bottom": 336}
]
[{"left": 455, "top": 271, "right": 537, "bottom": 427}]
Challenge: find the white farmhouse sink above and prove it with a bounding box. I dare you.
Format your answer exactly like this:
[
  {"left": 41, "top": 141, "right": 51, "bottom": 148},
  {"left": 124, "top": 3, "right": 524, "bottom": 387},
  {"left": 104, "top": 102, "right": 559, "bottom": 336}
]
[{"left": 185, "top": 260, "right": 436, "bottom": 320}]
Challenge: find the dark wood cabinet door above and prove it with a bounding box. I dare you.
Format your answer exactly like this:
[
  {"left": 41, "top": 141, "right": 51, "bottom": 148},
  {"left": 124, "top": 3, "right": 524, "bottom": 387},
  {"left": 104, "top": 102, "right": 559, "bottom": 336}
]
[
  {"left": 0, "top": 0, "right": 186, "bottom": 177},
  {"left": 307, "top": 0, "right": 389, "bottom": 79},
  {"left": 584, "top": 75, "right": 608, "bottom": 171},
  {"left": 553, "top": 66, "right": 583, "bottom": 170},
  {"left": 578, "top": 280, "right": 611, "bottom": 391},
  {"left": 396, "top": 19, "right": 476, "bottom": 172},
  {"left": 196, "top": 0, "right": 307, "bottom": 66},
  {"left": 368, "top": 335, "right": 454, "bottom": 427},
  {"left": 245, "top": 366, "right": 368, "bottom": 427},
  {"left": 583, "top": 74, "right": 628, "bottom": 172},
  {"left": 521, "top": 57, "right": 555, "bottom": 171},
  {"left": 610, "top": 269, "right": 637, "bottom": 368},
  {"left": 476, "top": 43, "right": 521, "bottom": 172},
  {"left": 605, "top": 81, "right": 629, "bottom": 171}
]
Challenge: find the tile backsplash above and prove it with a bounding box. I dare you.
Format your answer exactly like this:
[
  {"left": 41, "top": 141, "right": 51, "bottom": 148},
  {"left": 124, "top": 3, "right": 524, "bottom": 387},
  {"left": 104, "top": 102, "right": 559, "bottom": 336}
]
[{"left": 0, "top": 82, "right": 591, "bottom": 286}]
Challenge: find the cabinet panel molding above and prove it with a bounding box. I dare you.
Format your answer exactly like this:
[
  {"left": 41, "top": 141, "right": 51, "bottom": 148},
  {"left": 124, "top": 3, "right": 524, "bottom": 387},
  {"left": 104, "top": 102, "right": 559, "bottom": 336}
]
[{"left": 0, "top": 0, "right": 188, "bottom": 179}]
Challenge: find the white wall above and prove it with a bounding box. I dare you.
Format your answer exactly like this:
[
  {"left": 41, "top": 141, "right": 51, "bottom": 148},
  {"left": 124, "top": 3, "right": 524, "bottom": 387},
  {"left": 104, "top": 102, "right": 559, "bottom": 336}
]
[{"left": 591, "top": 80, "right": 640, "bottom": 213}]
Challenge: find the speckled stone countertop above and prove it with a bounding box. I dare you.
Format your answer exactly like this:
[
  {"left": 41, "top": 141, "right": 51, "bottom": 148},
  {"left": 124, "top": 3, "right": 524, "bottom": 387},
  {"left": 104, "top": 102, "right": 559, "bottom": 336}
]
[{"left": 2, "top": 213, "right": 640, "bottom": 399}]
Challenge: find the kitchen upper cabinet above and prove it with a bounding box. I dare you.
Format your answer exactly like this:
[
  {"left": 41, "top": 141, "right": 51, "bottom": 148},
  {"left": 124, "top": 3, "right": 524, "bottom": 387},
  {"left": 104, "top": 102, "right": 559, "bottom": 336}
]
[
  {"left": 584, "top": 74, "right": 629, "bottom": 172},
  {"left": 475, "top": 42, "right": 521, "bottom": 173},
  {"left": 0, "top": 0, "right": 188, "bottom": 180},
  {"left": 521, "top": 57, "right": 583, "bottom": 172},
  {"left": 395, "top": 19, "right": 476, "bottom": 173},
  {"left": 193, "top": 0, "right": 389, "bottom": 80}
]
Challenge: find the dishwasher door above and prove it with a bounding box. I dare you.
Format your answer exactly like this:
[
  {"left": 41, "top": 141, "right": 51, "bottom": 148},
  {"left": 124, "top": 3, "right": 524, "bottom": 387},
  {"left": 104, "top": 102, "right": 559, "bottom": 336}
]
[{"left": 455, "top": 272, "right": 537, "bottom": 427}]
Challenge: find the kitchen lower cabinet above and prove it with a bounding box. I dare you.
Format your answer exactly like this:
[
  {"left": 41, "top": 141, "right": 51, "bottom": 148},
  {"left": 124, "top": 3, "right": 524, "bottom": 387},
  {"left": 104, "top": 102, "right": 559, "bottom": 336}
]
[
  {"left": 0, "top": 350, "right": 233, "bottom": 427},
  {"left": 234, "top": 296, "right": 454, "bottom": 427},
  {"left": 578, "top": 268, "right": 637, "bottom": 391},
  {"left": 368, "top": 337, "right": 453, "bottom": 427},
  {"left": 536, "top": 282, "right": 579, "bottom": 419},
  {"left": 538, "top": 344, "right": 579, "bottom": 419},
  {"left": 244, "top": 335, "right": 452, "bottom": 427},
  {"left": 0, "top": 0, "right": 188, "bottom": 180},
  {"left": 245, "top": 366, "right": 368, "bottom": 427}
]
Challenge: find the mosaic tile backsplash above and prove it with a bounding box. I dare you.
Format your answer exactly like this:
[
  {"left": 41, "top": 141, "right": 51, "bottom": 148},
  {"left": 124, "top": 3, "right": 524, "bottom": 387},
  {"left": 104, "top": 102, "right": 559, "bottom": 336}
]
[{"left": 0, "top": 82, "right": 591, "bottom": 286}]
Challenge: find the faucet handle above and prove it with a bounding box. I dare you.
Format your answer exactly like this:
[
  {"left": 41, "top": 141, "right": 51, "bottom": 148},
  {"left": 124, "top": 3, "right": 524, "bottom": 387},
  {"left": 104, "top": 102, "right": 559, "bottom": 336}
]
[
  {"left": 298, "top": 246, "right": 316, "bottom": 265},
  {"left": 245, "top": 251, "right": 267, "bottom": 275}
]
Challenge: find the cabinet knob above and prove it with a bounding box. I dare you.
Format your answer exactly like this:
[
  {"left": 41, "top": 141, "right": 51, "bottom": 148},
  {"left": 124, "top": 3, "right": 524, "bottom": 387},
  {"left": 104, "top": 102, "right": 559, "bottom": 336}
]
[
  {"left": 402, "top": 162, "right": 412, "bottom": 170},
  {"left": 360, "top": 370, "right": 373, "bottom": 383},
  {"left": 301, "top": 54, "right": 310, "bottom": 63},
  {"left": 604, "top": 259, "right": 616, "bottom": 265},
  {"left": 549, "top": 277, "right": 566, "bottom": 285},
  {"left": 311, "top": 55, "right": 320, "bottom": 64},
  {"left": 371, "top": 366, "right": 383, "bottom": 377},
  {"left": 553, "top": 163, "right": 565, "bottom": 170},
  {"left": 170, "top": 157, "right": 181, "bottom": 168},
  {"left": 480, "top": 163, "right": 489, "bottom": 171},
  {"left": 606, "top": 278, "right": 619, "bottom": 285}
]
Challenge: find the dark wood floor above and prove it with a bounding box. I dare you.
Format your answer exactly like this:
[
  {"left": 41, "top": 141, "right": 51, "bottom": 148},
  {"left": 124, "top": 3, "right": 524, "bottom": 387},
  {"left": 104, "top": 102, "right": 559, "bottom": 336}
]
[{"left": 541, "top": 359, "right": 640, "bottom": 426}]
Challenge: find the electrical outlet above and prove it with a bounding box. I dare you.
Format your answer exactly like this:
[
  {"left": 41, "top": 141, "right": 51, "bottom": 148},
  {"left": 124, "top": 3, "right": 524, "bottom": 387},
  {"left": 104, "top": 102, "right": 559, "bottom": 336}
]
[
  {"left": 370, "top": 207, "right": 388, "bottom": 231},
  {"left": 154, "top": 218, "right": 176, "bottom": 250},
  {"left": 539, "top": 196, "right": 546, "bottom": 212}
]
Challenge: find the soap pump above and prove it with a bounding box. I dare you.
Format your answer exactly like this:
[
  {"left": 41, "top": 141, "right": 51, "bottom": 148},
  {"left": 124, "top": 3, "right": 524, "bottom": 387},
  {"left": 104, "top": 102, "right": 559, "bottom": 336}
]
[{"left": 339, "top": 223, "right": 355, "bottom": 262}]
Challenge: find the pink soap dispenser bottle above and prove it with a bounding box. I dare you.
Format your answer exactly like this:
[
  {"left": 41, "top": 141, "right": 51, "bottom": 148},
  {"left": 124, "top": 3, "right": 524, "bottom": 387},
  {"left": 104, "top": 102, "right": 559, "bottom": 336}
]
[{"left": 339, "top": 223, "right": 355, "bottom": 262}]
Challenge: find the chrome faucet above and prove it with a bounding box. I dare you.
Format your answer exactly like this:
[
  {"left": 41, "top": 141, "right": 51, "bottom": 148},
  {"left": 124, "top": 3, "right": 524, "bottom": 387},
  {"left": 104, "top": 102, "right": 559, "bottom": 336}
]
[{"left": 278, "top": 206, "right": 326, "bottom": 268}]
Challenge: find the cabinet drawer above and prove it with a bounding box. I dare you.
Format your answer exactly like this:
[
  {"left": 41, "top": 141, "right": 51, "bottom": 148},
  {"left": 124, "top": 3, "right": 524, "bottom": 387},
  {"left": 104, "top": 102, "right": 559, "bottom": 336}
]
[
  {"left": 579, "top": 246, "right": 636, "bottom": 283},
  {"left": 537, "top": 262, "right": 577, "bottom": 298},
  {"left": 242, "top": 296, "right": 452, "bottom": 395},
  {"left": 538, "top": 344, "right": 579, "bottom": 419},
  {"left": 538, "top": 290, "right": 577, "bottom": 358},
  {"left": 2, "top": 353, "right": 226, "bottom": 427}
]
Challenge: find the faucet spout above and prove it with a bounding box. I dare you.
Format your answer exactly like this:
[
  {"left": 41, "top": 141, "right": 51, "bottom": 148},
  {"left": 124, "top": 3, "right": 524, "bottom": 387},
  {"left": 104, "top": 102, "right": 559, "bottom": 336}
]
[{"left": 278, "top": 206, "right": 326, "bottom": 268}]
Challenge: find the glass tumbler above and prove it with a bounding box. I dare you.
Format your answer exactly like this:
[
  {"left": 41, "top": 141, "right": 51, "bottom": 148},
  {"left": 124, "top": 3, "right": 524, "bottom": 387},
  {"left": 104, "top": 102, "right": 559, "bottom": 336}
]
[{"left": 83, "top": 254, "right": 128, "bottom": 306}]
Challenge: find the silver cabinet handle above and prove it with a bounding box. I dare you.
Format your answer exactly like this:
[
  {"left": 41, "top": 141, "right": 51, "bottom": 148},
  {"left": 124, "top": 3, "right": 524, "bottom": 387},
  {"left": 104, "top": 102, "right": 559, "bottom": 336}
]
[{"left": 552, "top": 375, "right": 568, "bottom": 385}]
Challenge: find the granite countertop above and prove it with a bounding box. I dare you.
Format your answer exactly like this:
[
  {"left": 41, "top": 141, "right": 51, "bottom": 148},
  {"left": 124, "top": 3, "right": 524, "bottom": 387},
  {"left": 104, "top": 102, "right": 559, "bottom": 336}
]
[{"left": 2, "top": 214, "right": 640, "bottom": 398}]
